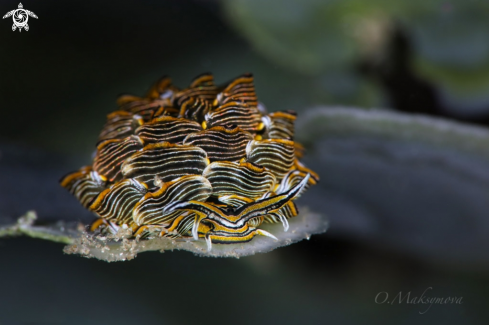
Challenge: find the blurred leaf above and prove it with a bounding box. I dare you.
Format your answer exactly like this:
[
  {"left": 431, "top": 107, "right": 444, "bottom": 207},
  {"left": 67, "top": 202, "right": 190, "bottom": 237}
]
[{"left": 297, "top": 107, "right": 489, "bottom": 266}]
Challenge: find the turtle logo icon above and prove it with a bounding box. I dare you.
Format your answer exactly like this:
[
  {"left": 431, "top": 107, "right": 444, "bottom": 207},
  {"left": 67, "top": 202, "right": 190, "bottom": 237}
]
[{"left": 3, "top": 3, "right": 37, "bottom": 32}]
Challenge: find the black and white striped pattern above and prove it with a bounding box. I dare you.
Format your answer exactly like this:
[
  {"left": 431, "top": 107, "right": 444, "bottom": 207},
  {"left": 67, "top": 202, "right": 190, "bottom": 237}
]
[
  {"left": 247, "top": 216, "right": 264, "bottom": 228},
  {"left": 183, "top": 125, "right": 253, "bottom": 162},
  {"left": 60, "top": 167, "right": 107, "bottom": 208},
  {"left": 205, "top": 101, "right": 261, "bottom": 132},
  {"left": 165, "top": 174, "right": 309, "bottom": 237},
  {"left": 246, "top": 139, "right": 295, "bottom": 180},
  {"left": 264, "top": 201, "right": 298, "bottom": 227},
  {"left": 118, "top": 97, "right": 171, "bottom": 121},
  {"left": 121, "top": 142, "right": 209, "bottom": 184},
  {"left": 203, "top": 161, "right": 276, "bottom": 199},
  {"left": 61, "top": 73, "right": 320, "bottom": 246},
  {"left": 164, "top": 212, "right": 197, "bottom": 238},
  {"left": 178, "top": 97, "right": 211, "bottom": 123},
  {"left": 218, "top": 73, "right": 258, "bottom": 108},
  {"left": 133, "top": 175, "right": 212, "bottom": 225},
  {"left": 135, "top": 116, "right": 202, "bottom": 144},
  {"left": 89, "top": 178, "right": 148, "bottom": 225},
  {"left": 174, "top": 73, "right": 219, "bottom": 106},
  {"left": 218, "top": 194, "right": 254, "bottom": 207},
  {"left": 265, "top": 111, "right": 296, "bottom": 140},
  {"left": 93, "top": 135, "right": 144, "bottom": 182},
  {"left": 98, "top": 111, "right": 143, "bottom": 141},
  {"left": 275, "top": 169, "right": 316, "bottom": 196}
]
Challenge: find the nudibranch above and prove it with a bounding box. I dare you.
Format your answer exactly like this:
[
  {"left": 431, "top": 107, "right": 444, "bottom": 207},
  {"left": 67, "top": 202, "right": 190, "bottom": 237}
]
[{"left": 61, "top": 73, "right": 319, "bottom": 251}]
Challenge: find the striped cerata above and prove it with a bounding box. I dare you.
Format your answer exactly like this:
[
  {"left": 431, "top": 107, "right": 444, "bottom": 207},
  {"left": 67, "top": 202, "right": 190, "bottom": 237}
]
[{"left": 61, "top": 73, "right": 319, "bottom": 251}]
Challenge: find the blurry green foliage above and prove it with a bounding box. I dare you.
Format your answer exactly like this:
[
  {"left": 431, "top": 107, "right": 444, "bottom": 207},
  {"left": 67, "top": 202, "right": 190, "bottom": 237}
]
[{"left": 223, "top": 0, "right": 489, "bottom": 102}]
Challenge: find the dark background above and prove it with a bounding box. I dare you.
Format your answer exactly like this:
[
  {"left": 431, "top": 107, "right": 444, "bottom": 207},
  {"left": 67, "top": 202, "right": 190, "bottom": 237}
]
[{"left": 1, "top": 0, "right": 488, "bottom": 324}]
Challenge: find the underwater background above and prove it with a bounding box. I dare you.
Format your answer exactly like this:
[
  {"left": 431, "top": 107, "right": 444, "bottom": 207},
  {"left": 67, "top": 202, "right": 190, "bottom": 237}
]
[{"left": 1, "top": 0, "right": 489, "bottom": 324}]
